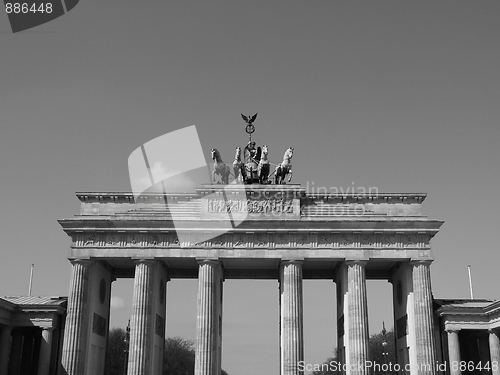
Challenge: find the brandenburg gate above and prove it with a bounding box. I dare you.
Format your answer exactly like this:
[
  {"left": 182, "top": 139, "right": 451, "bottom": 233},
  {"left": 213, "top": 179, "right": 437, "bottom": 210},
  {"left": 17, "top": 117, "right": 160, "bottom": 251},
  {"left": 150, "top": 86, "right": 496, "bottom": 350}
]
[
  {"left": 58, "top": 183, "right": 443, "bottom": 375},
  {"left": 58, "top": 116, "right": 443, "bottom": 375}
]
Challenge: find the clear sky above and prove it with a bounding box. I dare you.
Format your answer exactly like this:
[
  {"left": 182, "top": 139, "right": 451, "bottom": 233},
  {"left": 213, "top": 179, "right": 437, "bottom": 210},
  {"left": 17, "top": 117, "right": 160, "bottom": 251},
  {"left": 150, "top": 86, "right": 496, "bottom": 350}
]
[{"left": 1, "top": 1, "right": 499, "bottom": 374}]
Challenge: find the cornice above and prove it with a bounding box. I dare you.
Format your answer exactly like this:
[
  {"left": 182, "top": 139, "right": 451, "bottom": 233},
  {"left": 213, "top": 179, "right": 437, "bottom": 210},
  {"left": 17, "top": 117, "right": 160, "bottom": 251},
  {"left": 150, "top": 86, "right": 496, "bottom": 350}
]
[
  {"left": 0, "top": 298, "right": 16, "bottom": 312},
  {"left": 59, "top": 218, "right": 443, "bottom": 231},
  {"left": 75, "top": 191, "right": 428, "bottom": 203}
]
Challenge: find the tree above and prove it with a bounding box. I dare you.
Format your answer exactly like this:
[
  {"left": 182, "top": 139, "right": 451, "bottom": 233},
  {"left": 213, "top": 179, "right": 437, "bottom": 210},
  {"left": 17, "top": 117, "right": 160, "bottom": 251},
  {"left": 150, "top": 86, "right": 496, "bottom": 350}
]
[
  {"left": 105, "top": 331, "right": 230, "bottom": 375},
  {"left": 164, "top": 337, "right": 196, "bottom": 375},
  {"left": 312, "top": 327, "right": 397, "bottom": 375},
  {"left": 368, "top": 327, "right": 397, "bottom": 374},
  {"left": 163, "top": 337, "right": 229, "bottom": 375},
  {"left": 105, "top": 328, "right": 127, "bottom": 375}
]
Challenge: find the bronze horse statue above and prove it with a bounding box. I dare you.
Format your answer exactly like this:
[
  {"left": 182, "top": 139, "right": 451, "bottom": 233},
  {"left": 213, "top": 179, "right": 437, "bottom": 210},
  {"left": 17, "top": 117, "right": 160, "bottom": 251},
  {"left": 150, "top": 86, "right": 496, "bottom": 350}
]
[
  {"left": 257, "top": 145, "right": 270, "bottom": 184},
  {"left": 232, "top": 147, "right": 246, "bottom": 183},
  {"left": 274, "top": 147, "right": 293, "bottom": 184},
  {"left": 211, "top": 148, "right": 230, "bottom": 184}
]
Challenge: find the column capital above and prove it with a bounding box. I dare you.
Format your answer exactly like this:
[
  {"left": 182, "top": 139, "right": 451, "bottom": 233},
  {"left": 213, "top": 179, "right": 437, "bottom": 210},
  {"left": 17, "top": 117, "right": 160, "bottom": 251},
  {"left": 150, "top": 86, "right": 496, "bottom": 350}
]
[
  {"left": 69, "top": 258, "right": 93, "bottom": 266},
  {"left": 446, "top": 329, "right": 461, "bottom": 334},
  {"left": 132, "top": 258, "right": 156, "bottom": 265},
  {"left": 345, "top": 259, "right": 368, "bottom": 267},
  {"left": 196, "top": 258, "right": 220, "bottom": 266},
  {"left": 489, "top": 329, "right": 500, "bottom": 335},
  {"left": 410, "top": 259, "right": 433, "bottom": 267},
  {"left": 280, "top": 258, "right": 304, "bottom": 265}
]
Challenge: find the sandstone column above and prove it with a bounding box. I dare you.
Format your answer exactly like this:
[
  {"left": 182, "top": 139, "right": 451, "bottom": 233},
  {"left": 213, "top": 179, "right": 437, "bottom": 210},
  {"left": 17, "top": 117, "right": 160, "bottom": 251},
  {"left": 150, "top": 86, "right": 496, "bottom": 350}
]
[
  {"left": 61, "top": 259, "right": 92, "bottom": 375},
  {"left": 280, "top": 259, "right": 304, "bottom": 375},
  {"left": 446, "top": 330, "right": 461, "bottom": 375},
  {"left": 346, "top": 260, "right": 370, "bottom": 375},
  {"left": 194, "top": 259, "right": 222, "bottom": 375},
  {"left": 411, "top": 260, "right": 437, "bottom": 375},
  {"left": 0, "top": 326, "right": 12, "bottom": 375},
  {"left": 38, "top": 327, "right": 54, "bottom": 375},
  {"left": 127, "top": 259, "right": 156, "bottom": 375},
  {"left": 8, "top": 330, "right": 23, "bottom": 375},
  {"left": 489, "top": 330, "right": 500, "bottom": 375}
]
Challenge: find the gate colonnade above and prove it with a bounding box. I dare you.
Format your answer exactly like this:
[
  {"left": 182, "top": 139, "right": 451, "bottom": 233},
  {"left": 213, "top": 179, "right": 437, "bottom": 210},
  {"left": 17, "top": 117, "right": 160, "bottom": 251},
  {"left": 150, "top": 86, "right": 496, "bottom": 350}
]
[{"left": 58, "top": 185, "right": 443, "bottom": 375}]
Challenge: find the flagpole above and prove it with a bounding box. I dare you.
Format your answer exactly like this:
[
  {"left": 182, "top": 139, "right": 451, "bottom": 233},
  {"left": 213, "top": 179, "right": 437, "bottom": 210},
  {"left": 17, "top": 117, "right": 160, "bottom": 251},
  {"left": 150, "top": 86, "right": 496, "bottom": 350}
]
[
  {"left": 28, "top": 264, "right": 34, "bottom": 296},
  {"left": 468, "top": 265, "right": 474, "bottom": 299}
]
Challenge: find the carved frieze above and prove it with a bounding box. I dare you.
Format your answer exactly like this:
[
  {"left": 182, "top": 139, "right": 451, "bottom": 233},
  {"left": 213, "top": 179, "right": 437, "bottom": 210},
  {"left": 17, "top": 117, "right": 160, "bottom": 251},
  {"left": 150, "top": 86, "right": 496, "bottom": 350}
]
[
  {"left": 106, "top": 234, "right": 117, "bottom": 246},
  {"left": 253, "top": 233, "right": 269, "bottom": 247},
  {"left": 337, "top": 234, "right": 355, "bottom": 247},
  {"left": 75, "top": 231, "right": 429, "bottom": 249},
  {"left": 210, "top": 235, "right": 226, "bottom": 247},
  {"left": 233, "top": 233, "right": 247, "bottom": 247},
  {"left": 169, "top": 233, "right": 180, "bottom": 247},
  {"left": 317, "top": 234, "right": 332, "bottom": 247},
  {"left": 360, "top": 235, "right": 375, "bottom": 247},
  {"left": 296, "top": 233, "right": 310, "bottom": 247},
  {"left": 382, "top": 234, "right": 396, "bottom": 247},
  {"left": 275, "top": 233, "right": 290, "bottom": 248},
  {"left": 148, "top": 234, "right": 161, "bottom": 246},
  {"left": 127, "top": 233, "right": 138, "bottom": 246},
  {"left": 404, "top": 234, "right": 418, "bottom": 247},
  {"left": 84, "top": 234, "right": 96, "bottom": 246}
]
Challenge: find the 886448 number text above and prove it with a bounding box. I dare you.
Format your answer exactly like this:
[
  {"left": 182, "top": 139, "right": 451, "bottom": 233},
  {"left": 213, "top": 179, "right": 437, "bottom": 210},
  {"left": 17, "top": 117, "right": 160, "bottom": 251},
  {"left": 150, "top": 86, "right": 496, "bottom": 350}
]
[{"left": 5, "top": 3, "right": 53, "bottom": 13}]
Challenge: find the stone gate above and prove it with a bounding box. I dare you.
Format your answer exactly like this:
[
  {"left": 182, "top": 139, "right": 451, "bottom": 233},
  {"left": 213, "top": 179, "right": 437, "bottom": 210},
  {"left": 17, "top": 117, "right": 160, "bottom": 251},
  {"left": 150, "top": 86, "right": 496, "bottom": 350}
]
[{"left": 58, "top": 184, "right": 443, "bottom": 375}]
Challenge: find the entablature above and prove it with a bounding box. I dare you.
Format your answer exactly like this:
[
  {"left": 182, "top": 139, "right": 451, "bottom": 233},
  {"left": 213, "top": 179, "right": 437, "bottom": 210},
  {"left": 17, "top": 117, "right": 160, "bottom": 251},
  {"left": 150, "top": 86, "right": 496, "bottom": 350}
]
[{"left": 67, "top": 230, "right": 434, "bottom": 250}]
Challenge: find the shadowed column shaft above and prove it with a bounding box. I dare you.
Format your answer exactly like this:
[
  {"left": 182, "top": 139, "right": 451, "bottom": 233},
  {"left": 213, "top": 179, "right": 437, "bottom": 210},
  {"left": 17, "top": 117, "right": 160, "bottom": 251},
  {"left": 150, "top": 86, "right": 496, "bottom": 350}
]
[
  {"left": 31, "top": 334, "right": 42, "bottom": 375},
  {"left": 411, "top": 260, "right": 437, "bottom": 375},
  {"left": 127, "top": 260, "right": 155, "bottom": 375},
  {"left": 489, "top": 330, "right": 500, "bottom": 375},
  {"left": 195, "top": 260, "right": 220, "bottom": 375},
  {"left": 280, "top": 260, "right": 304, "bottom": 375},
  {"left": 61, "top": 259, "right": 92, "bottom": 375},
  {"left": 20, "top": 334, "right": 34, "bottom": 375},
  {"left": 0, "top": 326, "right": 12, "bottom": 375},
  {"left": 8, "top": 330, "right": 23, "bottom": 375},
  {"left": 347, "top": 261, "right": 370, "bottom": 375},
  {"left": 447, "top": 330, "right": 461, "bottom": 375}
]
